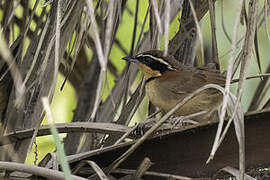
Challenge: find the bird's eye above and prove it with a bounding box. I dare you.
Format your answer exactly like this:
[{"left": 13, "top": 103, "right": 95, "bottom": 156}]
[
  {"left": 137, "top": 56, "right": 152, "bottom": 64},
  {"left": 145, "top": 57, "right": 153, "bottom": 64}
]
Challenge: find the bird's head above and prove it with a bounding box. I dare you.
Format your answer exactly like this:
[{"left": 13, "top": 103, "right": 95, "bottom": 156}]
[{"left": 122, "top": 50, "right": 178, "bottom": 79}]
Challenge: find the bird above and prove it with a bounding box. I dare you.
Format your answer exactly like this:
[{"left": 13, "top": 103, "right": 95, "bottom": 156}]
[{"left": 122, "top": 50, "right": 226, "bottom": 123}]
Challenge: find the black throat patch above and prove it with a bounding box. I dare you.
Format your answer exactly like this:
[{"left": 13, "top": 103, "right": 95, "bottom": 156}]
[{"left": 145, "top": 76, "right": 158, "bottom": 84}]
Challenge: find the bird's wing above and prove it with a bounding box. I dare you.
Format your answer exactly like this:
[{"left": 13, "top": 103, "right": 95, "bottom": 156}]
[
  {"left": 159, "top": 67, "right": 225, "bottom": 95},
  {"left": 196, "top": 68, "right": 226, "bottom": 86}
]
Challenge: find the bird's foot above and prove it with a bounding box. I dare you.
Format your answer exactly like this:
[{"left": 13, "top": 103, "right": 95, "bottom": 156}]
[
  {"left": 168, "top": 116, "right": 199, "bottom": 129},
  {"left": 132, "top": 118, "right": 158, "bottom": 137}
]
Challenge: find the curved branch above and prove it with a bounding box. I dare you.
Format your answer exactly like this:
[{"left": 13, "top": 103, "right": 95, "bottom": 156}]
[
  {"left": 0, "top": 161, "right": 86, "bottom": 180},
  {"left": 0, "top": 122, "right": 130, "bottom": 146}
]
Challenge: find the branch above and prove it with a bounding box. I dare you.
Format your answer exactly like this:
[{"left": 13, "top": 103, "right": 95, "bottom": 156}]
[
  {"left": 0, "top": 161, "right": 86, "bottom": 180},
  {"left": 0, "top": 122, "right": 130, "bottom": 146}
]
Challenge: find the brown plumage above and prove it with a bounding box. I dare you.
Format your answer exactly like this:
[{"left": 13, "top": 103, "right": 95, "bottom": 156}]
[{"left": 123, "top": 50, "right": 225, "bottom": 122}]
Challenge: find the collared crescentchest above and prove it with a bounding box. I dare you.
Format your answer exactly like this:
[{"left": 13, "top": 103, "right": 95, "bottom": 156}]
[{"left": 123, "top": 50, "right": 225, "bottom": 122}]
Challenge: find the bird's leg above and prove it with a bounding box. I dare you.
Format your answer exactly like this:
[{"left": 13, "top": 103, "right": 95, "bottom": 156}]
[
  {"left": 132, "top": 117, "right": 159, "bottom": 137},
  {"left": 168, "top": 116, "right": 199, "bottom": 129}
]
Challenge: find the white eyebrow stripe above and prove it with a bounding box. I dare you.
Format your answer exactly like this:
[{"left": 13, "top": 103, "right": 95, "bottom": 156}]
[
  {"left": 167, "top": 66, "right": 176, "bottom": 70},
  {"left": 139, "top": 54, "right": 169, "bottom": 65},
  {"left": 138, "top": 54, "right": 177, "bottom": 70}
]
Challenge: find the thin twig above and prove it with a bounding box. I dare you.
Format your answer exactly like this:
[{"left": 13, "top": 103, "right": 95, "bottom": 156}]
[
  {"left": 221, "top": 167, "right": 255, "bottom": 180},
  {"left": 188, "top": 0, "right": 204, "bottom": 63},
  {"left": 104, "top": 0, "right": 114, "bottom": 60},
  {"left": 133, "top": 158, "right": 153, "bottom": 178},
  {"left": 135, "top": 4, "right": 151, "bottom": 54},
  {"left": 235, "top": 1, "right": 258, "bottom": 178},
  {"left": 208, "top": 0, "right": 219, "bottom": 67},
  {"left": 231, "top": 73, "right": 270, "bottom": 83},
  {"left": 54, "top": 0, "right": 61, "bottom": 95},
  {"left": 150, "top": 0, "right": 163, "bottom": 34},
  {"left": 0, "top": 122, "right": 130, "bottom": 146},
  {"left": 85, "top": 1, "right": 105, "bottom": 69},
  {"left": 0, "top": 161, "right": 86, "bottom": 180},
  {"left": 24, "top": 16, "right": 50, "bottom": 86},
  {"left": 0, "top": 25, "right": 25, "bottom": 106},
  {"left": 86, "top": 161, "right": 109, "bottom": 180},
  {"left": 113, "top": 168, "right": 194, "bottom": 180},
  {"left": 114, "top": 124, "right": 139, "bottom": 145},
  {"left": 61, "top": 17, "right": 90, "bottom": 91},
  {"left": 163, "top": 0, "right": 170, "bottom": 56},
  {"left": 85, "top": 0, "right": 107, "bottom": 120},
  {"left": 130, "top": 0, "right": 140, "bottom": 55},
  {"left": 264, "top": 0, "right": 270, "bottom": 43}
]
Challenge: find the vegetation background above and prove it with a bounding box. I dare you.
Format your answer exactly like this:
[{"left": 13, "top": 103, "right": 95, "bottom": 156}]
[{"left": 0, "top": 0, "right": 269, "bottom": 179}]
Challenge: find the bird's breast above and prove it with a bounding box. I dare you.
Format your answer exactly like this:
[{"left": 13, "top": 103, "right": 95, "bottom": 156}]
[
  {"left": 145, "top": 79, "right": 180, "bottom": 112},
  {"left": 145, "top": 77, "right": 223, "bottom": 120}
]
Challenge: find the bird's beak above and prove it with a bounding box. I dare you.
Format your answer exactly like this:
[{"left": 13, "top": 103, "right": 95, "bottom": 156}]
[{"left": 122, "top": 56, "right": 139, "bottom": 63}]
